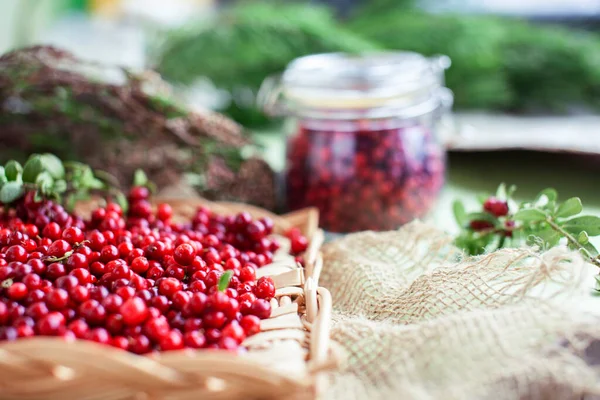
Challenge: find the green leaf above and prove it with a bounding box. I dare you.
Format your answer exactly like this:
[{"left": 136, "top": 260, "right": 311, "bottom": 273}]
[
  {"left": 53, "top": 180, "right": 67, "bottom": 193},
  {"left": 4, "top": 161, "right": 22, "bottom": 181},
  {"left": 476, "top": 193, "right": 489, "bottom": 205},
  {"left": 562, "top": 216, "right": 600, "bottom": 236},
  {"left": 506, "top": 184, "right": 517, "bottom": 198},
  {"left": 0, "top": 166, "right": 6, "bottom": 185},
  {"left": 495, "top": 183, "right": 507, "bottom": 200},
  {"left": 35, "top": 171, "right": 54, "bottom": 194},
  {"left": 0, "top": 181, "right": 24, "bottom": 204},
  {"left": 513, "top": 208, "right": 547, "bottom": 222},
  {"left": 534, "top": 188, "right": 557, "bottom": 207},
  {"left": 536, "top": 188, "right": 557, "bottom": 202},
  {"left": 113, "top": 191, "right": 129, "bottom": 214},
  {"left": 133, "top": 169, "right": 149, "bottom": 187},
  {"left": 218, "top": 270, "right": 233, "bottom": 292},
  {"left": 452, "top": 200, "right": 468, "bottom": 227},
  {"left": 528, "top": 227, "right": 561, "bottom": 248},
  {"left": 40, "top": 154, "right": 65, "bottom": 179},
  {"left": 81, "top": 167, "right": 105, "bottom": 189},
  {"left": 22, "top": 155, "right": 44, "bottom": 183},
  {"left": 556, "top": 197, "right": 583, "bottom": 218},
  {"left": 581, "top": 242, "right": 599, "bottom": 258},
  {"left": 578, "top": 231, "right": 589, "bottom": 245}
]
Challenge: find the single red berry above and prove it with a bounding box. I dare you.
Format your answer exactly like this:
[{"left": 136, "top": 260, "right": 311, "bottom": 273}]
[
  {"left": 204, "top": 311, "right": 226, "bottom": 329},
  {"left": 69, "top": 286, "right": 90, "bottom": 303},
  {"left": 188, "top": 280, "right": 207, "bottom": 294},
  {"left": 184, "top": 331, "right": 206, "bottom": 348},
  {"left": 240, "top": 315, "right": 261, "bottom": 336},
  {"left": 111, "top": 336, "right": 129, "bottom": 350},
  {"left": 70, "top": 268, "right": 92, "bottom": 285},
  {"left": 156, "top": 203, "right": 172, "bottom": 221},
  {"left": 46, "top": 288, "right": 69, "bottom": 310},
  {"left": 120, "top": 297, "right": 148, "bottom": 326},
  {"left": 171, "top": 291, "right": 191, "bottom": 311},
  {"left": 78, "top": 300, "right": 106, "bottom": 325},
  {"left": 250, "top": 299, "right": 271, "bottom": 319},
  {"left": 469, "top": 220, "right": 495, "bottom": 231},
  {"left": 130, "top": 334, "right": 152, "bottom": 354},
  {"left": 100, "top": 245, "right": 119, "bottom": 263},
  {"left": 290, "top": 235, "right": 308, "bottom": 254},
  {"left": 68, "top": 320, "right": 89, "bottom": 338},
  {"left": 218, "top": 336, "right": 239, "bottom": 351},
  {"left": 105, "top": 314, "right": 124, "bottom": 335},
  {"left": 222, "top": 321, "right": 246, "bottom": 344},
  {"left": 173, "top": 244, "right": 195, "bottom": 266},
  {"left": 55, "top": 275, "right": 78, "bottom": 291},
  {"left": 158, "top": 278, "right": 183, "bottom": 298},
  {"left": 42, "top": 223, "right": 62, "bottom": 240},
  {"left": 65, "top": 253, "right": 89, "bottom": 271},
  {"left": 483, "top": 197, "right": 509, "bottom": 217},
  {"left": 7, "top": 282, "right": 28, "bottom": 301},
  {"left": 150, "top": 295, "right": 170, "bottom": 313},
  {"left": 143, "top": 316, "right": 170, "bottom": 342},
  {"left": 62, "top": 227, "right": 84, "bottom": 245},
  {"left": 37, "top": 312, "right": 66, "bottom": 335},
  {"left": 6, "top": 245, "right": 27, "bottom": 263},
  {"left": 239, "top": 266, "right": 256, "bottom": 282},
  {"left": 25, "top": 302, "right": 48, "bottom": 320},
  {"left": 22, "top": 273, "right": 41, "bottom": 290},
  {"left": 128, "top": 186, "right": 150, "bottom": 201},
  {"left": 255, "top": 277, "right": 276, "bottom": 300},
  {"left": 160, "top": 330, "right": 184, "bottom": 351},
  {"left": 86, "top": 328, "right": 111, "bottom": 345},
  {"left": 47, "top": 240, "right": 71, "bottom": 258},
  {"left": 116, "top": 286, "right": 135, "bottom": 300}
]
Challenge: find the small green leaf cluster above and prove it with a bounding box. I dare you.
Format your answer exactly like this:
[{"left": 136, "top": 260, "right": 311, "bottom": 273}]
[
  {"left": 454, "top": 184, "right": 600, "bottom": 270},
  {"left": 0, "top": 154, "right": 125, "bottom": 212}
]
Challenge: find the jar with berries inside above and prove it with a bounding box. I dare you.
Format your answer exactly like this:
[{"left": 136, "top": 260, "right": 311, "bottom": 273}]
[{"left": 261, "top": 52, "right": 453, "bottom": 233}]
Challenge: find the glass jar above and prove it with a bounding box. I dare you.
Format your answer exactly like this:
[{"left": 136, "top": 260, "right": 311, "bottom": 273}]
[{"left": 261, "top": 52, "right": 453, "bottom": 233}]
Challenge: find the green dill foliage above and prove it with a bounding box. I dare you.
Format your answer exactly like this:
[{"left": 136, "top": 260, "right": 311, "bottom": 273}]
[
  {"left": 454, "top": 184, "right": 600, "bottom": 271},
  {"left": 0, "top": 153, "right": 125, "bottom": 212},
  {"left": 347, "top": 11, "right": 600, "bottom": 113},
  {"left": 154, "top": 1, "right": 379, "bottom": 127}
]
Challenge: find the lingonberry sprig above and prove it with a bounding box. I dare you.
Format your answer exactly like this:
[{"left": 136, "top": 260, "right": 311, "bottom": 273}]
[
  {"left": 454, "top": 184, "right": 600, "bottom": 270},
  {"left": 0, "top": 154, "right": 125, "bottom": 212}
]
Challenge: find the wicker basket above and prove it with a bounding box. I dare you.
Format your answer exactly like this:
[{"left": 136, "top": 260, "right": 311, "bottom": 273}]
[{"left": 0, "top": 199, "right": 336, "bottom": 400}]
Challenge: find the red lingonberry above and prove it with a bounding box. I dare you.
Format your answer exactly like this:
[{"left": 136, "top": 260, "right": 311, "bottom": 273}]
[
  {"left": 173, "top": 244, "right": 195, "bottom": 266},
  {"left": 483, "top": 197, "right": 510, "bottom": 217},
  {"left": 143, "top": 316, "right": 170, "bottom": 341},
  {"left": 86, "top": 327, "right": 111, "bottom": 345},
  {"left": 160, "top": 330, "right": 184, "bottom": 351},
  {"left": 240, "top": 315, "right": 261, "bottom": 336},
  {"left": 469, "top": 220, "right": 494, "bottom": 231},
  {"left": 46, "top": 288, "right": 69, "bottom": 310},
  {"left": 78, "top": 300, "right": 106, "bottom": 325},
  {"left": 6, "top": 245, "right": 27, "bottom": 263},
  {"left": 112, "top": 336, "right": 129, "bottom": 350},
  {"left": 42, "top": 223, "right": 62, "bottom": 240},
  {"left": 183, "top": 331, "right": 206, "bottom": 348},
  {"left": 37, "top": 312, "right": 66, "bottom": 335},
  {"left": 156, "top": 203, "right": 172, "bottom": 221},
  {"left": 7, "top": 282, "right": 28, "bottom": 301},
  {"left": 120, "top": 297, "right": 148, "bottom": 326},
  {"left": 250, "top": 299, "right": 272, "bottom": 319},
  {"left": 290, "top": 235, "right": 308, "bottom": 254},
  {"left": 128, "top": 186, "right": 150, "bottom": 201},
  {"left": 65, "top": 253, "right": 89, "bottom": 271},
  {"left": 158, "top": 278, "right": 182, "bottom": 298},
  {"left": 62, "top": 227, "right": 84, "bottom": 245},
  {"left": 130, "top": 334, "right": 152, "bottom": 354},
  {"left": 255, "top": 277, "right": 276, "bottom": 300}
]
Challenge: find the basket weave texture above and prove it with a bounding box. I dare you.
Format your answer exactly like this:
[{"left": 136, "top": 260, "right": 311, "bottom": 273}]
[{"left": 0, "top": 199, "right": 335, "bottom": 400}]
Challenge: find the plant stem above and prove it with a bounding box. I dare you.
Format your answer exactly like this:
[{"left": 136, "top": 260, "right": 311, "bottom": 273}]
[{"left": 546, "top": 217, "right": 600, "bottom": 269}]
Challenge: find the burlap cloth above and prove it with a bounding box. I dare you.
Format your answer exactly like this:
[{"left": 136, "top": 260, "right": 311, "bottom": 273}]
[{"left": 319, "top": 221, "right": 600, "bottom": 400}]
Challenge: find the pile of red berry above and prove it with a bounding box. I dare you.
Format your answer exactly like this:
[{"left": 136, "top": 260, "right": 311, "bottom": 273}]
[
  {"left": 0, "top": 187, "right": 309, "bottom": 353},
  {"left": 286, "top": 121, "right": 445, "bottom": 233}
]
